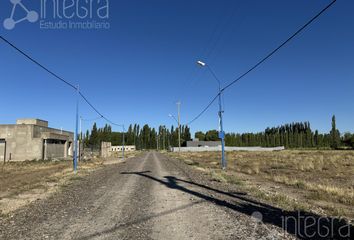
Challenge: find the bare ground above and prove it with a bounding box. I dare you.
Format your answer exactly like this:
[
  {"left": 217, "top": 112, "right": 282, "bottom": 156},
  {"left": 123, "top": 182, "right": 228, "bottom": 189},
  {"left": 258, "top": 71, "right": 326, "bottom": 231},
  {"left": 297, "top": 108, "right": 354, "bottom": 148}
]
[
  {"left": 0, "top": 156, "right": 129, "bottom": 215},
  {"left": 0, "top": 152, "right": 352, "bottom": 239},
  {"left": 167, "top": 150, "right": 354, "bottom": 220}
]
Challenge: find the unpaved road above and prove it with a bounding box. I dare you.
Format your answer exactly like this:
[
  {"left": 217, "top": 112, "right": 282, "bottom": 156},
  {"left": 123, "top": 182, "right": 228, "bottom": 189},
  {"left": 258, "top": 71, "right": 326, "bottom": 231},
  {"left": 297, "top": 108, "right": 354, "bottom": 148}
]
[{"left": 0, "top": 152, "right": 298, "bottom": 239}]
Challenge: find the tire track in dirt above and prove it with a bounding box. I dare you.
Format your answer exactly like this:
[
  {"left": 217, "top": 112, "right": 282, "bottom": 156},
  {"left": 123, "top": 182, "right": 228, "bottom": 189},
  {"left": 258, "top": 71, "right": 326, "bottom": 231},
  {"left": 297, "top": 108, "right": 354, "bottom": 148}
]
[{"left": 0, "top": 152, "right": 298, "bottom": 239}]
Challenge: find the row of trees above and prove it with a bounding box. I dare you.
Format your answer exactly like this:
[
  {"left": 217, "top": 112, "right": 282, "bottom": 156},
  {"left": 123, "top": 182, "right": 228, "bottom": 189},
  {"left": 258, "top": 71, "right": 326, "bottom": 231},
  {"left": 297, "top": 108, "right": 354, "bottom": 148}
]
[
  {"left": 196, "top": 116, "right": 353, "bottom": 149},
  {"left": 83, "top": 123, "right": 191, "bottom": 150},
  {"left": 83, "top": 115, "right": 354, "bottom": 150}
]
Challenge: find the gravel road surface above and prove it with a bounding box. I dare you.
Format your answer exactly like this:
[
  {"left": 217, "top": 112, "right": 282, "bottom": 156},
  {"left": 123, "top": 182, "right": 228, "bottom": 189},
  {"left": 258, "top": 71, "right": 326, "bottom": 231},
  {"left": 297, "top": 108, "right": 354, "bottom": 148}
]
[{"left": 0, "top": 152, "right": 297, "bottom": 240}]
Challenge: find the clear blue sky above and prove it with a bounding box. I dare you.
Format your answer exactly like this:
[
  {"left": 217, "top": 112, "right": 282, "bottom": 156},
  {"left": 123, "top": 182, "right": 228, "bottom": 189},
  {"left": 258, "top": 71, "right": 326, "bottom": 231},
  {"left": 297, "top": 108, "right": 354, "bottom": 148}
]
[{"left": 0, "top": 0, "right": 353, "bottom": 135}]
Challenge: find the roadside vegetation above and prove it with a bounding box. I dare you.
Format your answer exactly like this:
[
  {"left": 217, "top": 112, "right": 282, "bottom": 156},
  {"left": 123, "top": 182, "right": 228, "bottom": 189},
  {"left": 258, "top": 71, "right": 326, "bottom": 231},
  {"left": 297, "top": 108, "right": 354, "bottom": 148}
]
[
  {"left": 196, "top": 115, "right": 354, "bottom": 150},
  {"left": 83, "top": 115, "right": 353, "bottom": 153},
  {"left": 167, "top": 150, "right": 354, "bottom": 220},
  {"left": 0, "top": 153, "right": 137, "bottom": 216}
]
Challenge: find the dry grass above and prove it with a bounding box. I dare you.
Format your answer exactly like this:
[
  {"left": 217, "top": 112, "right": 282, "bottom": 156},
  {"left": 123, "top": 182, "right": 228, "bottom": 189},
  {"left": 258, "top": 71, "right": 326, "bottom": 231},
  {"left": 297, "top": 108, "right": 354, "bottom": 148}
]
[
  {"left": 111, "top": 151, "right": 140, "bottom": 159},
  {"left": 0, "top": 154, "right": 137, "bottom": 215},
  {"left": 168, "top": 150, "right": 354, "bottom": 219},
  {"left": 0, "top": 159, "right": 104, "bottom": 197}
]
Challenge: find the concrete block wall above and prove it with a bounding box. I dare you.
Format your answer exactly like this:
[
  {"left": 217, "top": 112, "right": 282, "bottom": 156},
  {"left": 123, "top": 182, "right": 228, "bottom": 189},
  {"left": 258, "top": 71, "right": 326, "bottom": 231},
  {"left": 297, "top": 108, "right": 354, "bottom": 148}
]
[
  {"left": 0, "top": 125, "right": 43, "bottom": 161},
  {"left": 17, "top": 119, "right": 48, "bottom": 127},
  {"left": 0, "top": 119, "right": 74, "bottom": 162},
  {"left": 101, "top": 142, "right": 112, "bottom": 158},
  {"left": 46, "top": 143, "right": 65, "bottom": 159},
  {"left": 0, "top": 141, "right": 5, "bottom": 162},
  {"left": 171, "top": 146, "right": 285, "bottom": 152}
]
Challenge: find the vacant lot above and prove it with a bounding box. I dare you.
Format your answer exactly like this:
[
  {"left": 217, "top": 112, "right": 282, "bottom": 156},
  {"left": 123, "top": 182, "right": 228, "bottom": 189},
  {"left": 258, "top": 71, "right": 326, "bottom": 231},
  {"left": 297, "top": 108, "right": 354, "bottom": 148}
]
[
  {"left": 167, "top": 150, "right": 354, "bottom": 220},
  {"left": 0, "top": 152, "right": 137, "bottom": 216}
]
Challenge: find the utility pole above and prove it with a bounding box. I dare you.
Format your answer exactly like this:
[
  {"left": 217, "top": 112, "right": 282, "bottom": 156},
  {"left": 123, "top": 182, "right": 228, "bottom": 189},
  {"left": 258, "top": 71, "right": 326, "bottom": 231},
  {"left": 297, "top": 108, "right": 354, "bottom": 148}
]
[
  {"left": 79, "top": 116, "right": 82, "bottom": 162},
  {"left": 197, "top": 61, "right": 227, "bottom": 170},
  {"left": 122, "top": 125, "right": 125, "bottom": 160},
  {"left": 73, "top": 85, "right": 79, "bottom": 173},
  {"left": 217, "top": 92, "right": 226, "bottom": 170},
  {"left": 177, "top": 101, "right": 181, "bottom": 152},
  {"left": 163, "top": 126, "right": 166, "bottom": 150},
  {"left": 169, "top": 111, "right": 181, "bottom": 152}
]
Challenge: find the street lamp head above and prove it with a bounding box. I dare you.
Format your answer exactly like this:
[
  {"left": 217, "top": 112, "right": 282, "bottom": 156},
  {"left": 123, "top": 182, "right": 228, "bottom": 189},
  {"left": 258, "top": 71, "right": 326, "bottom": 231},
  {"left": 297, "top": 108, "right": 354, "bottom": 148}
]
[
  {"left": 196, "top": 60, "right": 206, "bottom": 67},
  {"left": 168, "top": 114, "right": 173, "bottom": 118}
]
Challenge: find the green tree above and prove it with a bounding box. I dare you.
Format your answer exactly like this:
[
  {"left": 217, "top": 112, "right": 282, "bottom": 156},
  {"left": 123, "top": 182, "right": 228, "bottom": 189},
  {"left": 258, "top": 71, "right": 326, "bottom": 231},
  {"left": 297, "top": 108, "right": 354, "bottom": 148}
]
[
  {"left": 84, "top": 130, "right": 90, "bottom": 147},
  {"left": 195, "top": 131, "right": 205, "bottom": 141},
  {"left": 89, "top": 122, "right": 99, "bottom": 147},
  {"left": 330, "top": 115, "right": 341, "bottom": 149},
  {"left": 150, "top": 128, "right": 157, "bottom": 149},
  {"left": 343, "top": 133, "right": 354, "bottom": 149},
  {"left": 183, "top": 125, "right": 192, "bottom": 146},
  {"left": 126, "top": 124, "right": 134, "bottom": 145},
  {"left": 141, "top": 124, "right": 151, "bottom": 150},
  {"left": 205, "top": 130, "right": 219, "bottom": 141}
]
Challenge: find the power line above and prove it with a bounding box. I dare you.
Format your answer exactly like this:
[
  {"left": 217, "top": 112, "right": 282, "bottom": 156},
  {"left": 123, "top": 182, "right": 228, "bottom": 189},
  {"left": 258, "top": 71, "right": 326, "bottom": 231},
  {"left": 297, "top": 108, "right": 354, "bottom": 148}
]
[
  {"left": 221, "top": 0, "right": 337, "bottom": 93},
  {"left": 0, "top": 35, "right": 123, "bottom": 127},
  {"left": 186, "top": 94, "right": 219, "bottom": 125},
  {"left": 182, "top": 3, "right": 241, "bottom": 100},
  {"left": 204, "top": 3, "right": 241, "bottom": 61},
  {"left": 186, "top": 0, "right": 337, "bottom": 126},
  {"left": 78, "top": 91, "right": 104, "bottom": 119},
  {"left": 0, "top": 36, "right": 77, "bottom": 90},
  {"left": 102, "top": 117, "right": 124, "bottom": 128}
]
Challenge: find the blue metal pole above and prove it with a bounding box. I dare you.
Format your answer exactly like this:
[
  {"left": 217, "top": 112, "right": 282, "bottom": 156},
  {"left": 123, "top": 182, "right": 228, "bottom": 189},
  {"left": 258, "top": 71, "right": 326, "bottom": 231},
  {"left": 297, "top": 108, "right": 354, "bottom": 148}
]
[
  {"left": 73, "top": 85, "right": 79, "bottom": 173},
  {"left": 199, "top": 62, "right": 227, "bottom": 170},
  {"left": 218, "top": 90, "right": 227, "bottom": 170}
]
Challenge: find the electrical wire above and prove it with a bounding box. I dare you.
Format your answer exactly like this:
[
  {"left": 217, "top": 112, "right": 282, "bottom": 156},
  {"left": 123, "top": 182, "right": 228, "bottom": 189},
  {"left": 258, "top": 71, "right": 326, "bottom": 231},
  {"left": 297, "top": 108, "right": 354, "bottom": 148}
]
[
  {"left": 0, "top": 36, "right": 77, "bottom": 90},
  {"left": 204, "top": 3, "right": 240, "bottom": 61},
  {"left": 103, "top": 117, "right": 123, "bottom": 127},
  {"left": 78, "top": 91, "right": 104, "bottom": 119},
  {"left": 221, "top": 0, "right": 337, "bottom": 93},
  {"left": 1, "top": 0, "right": 336, "bottom": 129},
  {"left": 185, "top": 0, "right": 337, "bottom": 126},
  {"left": 186, "top": 94, "right": 219, "bottom": 125},
  {"left": 0, "top": 35, "right": 123, "bottom": 128},
  {"left": 184, "top": 3, "right": 240, "bottom": 95}
]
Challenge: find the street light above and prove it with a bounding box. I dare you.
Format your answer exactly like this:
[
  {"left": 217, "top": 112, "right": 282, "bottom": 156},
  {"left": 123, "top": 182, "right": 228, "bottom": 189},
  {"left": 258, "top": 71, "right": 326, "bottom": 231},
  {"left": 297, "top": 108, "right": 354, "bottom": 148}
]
[
  {"left": 197, "top": 60, "right": 227, "bottom": 170},
  {"left": 197, "top": 60, "right": 206, "bottom": 67}
]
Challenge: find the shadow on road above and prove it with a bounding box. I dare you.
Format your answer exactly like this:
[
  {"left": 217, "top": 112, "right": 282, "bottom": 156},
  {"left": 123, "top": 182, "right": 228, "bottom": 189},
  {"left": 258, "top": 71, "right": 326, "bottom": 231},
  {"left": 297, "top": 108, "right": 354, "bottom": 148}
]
[
  {"left": 77, "top": 197, "right": 203, "bottom": 240},
  {"left": 121, "top": 170, "right": 353, "bottom": 240}
]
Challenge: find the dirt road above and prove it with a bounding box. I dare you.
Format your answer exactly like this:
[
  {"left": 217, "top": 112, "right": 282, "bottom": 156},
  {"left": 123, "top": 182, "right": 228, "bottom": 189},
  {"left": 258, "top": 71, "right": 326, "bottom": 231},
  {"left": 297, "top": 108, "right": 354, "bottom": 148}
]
[{"left": 0, "top": 152, "right": 301, "bottom": 239}]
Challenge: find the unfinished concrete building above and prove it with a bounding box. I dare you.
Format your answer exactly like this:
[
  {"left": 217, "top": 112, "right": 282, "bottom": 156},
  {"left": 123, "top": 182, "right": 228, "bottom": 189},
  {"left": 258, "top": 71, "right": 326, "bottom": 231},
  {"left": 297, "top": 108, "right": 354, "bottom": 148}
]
[{"left": 0, "top": 119, "right": 74, "bottom": 162}]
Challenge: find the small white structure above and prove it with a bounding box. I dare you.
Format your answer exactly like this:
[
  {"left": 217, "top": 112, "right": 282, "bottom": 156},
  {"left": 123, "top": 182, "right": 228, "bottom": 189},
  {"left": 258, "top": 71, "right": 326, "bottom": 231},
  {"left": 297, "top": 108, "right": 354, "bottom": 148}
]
[{"left": 111, "top": 145, "right": 136, "bottom": 152}]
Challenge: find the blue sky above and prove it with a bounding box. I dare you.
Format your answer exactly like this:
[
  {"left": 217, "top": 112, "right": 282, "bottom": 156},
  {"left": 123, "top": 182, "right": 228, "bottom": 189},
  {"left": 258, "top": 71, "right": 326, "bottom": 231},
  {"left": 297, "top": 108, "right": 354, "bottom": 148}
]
[{"left": 0, "top": 0, "right": 353, "bottom": 135}]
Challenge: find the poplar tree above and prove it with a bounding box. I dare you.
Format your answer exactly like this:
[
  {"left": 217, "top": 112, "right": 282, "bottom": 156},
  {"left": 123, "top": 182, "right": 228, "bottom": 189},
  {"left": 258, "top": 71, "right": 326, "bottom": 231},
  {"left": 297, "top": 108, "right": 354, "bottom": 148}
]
[
  {"left": 89, "top": 122, "right": 99, "bottom": 147},
  {"left": 330, "top": 115, "right": 341, "bottom": 149}
]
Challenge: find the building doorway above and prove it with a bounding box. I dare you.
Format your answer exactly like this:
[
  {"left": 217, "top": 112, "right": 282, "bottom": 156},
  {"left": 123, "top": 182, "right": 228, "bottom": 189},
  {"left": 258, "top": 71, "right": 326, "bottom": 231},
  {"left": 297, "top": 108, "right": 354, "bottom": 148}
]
[
  {"left": 43, "top": 139, "right": 66, "bottom": 160},
  {"left": 0, "top": 139, "right": 6, "bottom": 163}
]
